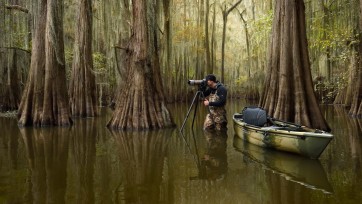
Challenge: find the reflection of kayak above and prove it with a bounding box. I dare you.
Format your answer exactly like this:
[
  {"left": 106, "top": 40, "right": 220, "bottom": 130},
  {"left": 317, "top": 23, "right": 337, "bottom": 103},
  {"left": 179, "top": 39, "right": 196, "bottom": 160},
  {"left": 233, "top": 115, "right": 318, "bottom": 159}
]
[
  {"left": 233, "top": 107, "right": 333, "bottom": 159},
  {"left": 233, "top": 136, "right": 333, "bottom": 194}
]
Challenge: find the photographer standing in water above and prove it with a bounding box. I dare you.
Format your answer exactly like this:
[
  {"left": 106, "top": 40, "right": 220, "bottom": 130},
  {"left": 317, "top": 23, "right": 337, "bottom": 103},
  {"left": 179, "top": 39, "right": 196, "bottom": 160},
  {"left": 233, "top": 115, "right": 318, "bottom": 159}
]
[{"left": 203, "top": 74, "right": 227, "bottom": 130}]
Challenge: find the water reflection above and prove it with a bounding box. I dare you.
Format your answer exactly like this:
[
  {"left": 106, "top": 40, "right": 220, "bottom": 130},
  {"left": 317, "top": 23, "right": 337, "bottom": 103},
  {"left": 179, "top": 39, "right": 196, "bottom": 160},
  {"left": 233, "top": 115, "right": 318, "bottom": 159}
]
[
  {"left": 321, "top": 107, "right": 362, "bottom": 202},
  {"left": 20, "top": 127, "right": 70, "bottom": 204},
  {"left": 110, "top": 129, "right": 174, "bottom": 203},
  {"left": 2, "top": 118, "right": 21, "bottom": 170},
  {"left": 1, "top": 103, "right": 362, "bottom": 203},
  {"left": 199, "top": 130, "right": 228, "bottom": 180},
  {"left": 69, "top": 119, "right": 96, "bottom": 204},
  {"left": 233, "top": 136, "right": 333, "bottom": 194}
]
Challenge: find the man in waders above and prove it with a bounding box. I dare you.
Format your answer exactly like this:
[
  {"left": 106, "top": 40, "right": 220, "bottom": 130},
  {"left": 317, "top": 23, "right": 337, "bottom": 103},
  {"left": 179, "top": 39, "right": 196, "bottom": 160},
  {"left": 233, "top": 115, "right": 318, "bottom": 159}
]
[{"left": 202, "top": 74, "right": 228, "bottom": 131}]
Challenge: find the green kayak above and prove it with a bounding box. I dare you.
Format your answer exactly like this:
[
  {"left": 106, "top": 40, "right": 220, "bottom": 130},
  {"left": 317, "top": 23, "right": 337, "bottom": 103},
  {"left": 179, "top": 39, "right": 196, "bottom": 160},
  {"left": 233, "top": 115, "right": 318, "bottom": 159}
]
[{"left": 233, "top": 107, "right": 333, "bottom": 159}]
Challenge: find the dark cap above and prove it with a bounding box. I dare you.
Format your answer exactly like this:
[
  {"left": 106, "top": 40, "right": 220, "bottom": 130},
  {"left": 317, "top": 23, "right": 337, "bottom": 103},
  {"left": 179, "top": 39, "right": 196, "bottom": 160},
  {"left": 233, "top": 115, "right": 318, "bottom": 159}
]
[{"left": 205, "top": 74, "right": 216, "bottom": 82}]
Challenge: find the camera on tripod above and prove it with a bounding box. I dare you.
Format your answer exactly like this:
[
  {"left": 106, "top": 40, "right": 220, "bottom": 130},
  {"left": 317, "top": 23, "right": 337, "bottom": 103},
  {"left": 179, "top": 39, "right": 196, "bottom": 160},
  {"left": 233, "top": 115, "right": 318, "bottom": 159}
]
[
  {"left": 180, "top": 78, "right": 210, "bottom": 131},
  {"left": 188, "top": 79, "right": 207, "bottom": 92}
]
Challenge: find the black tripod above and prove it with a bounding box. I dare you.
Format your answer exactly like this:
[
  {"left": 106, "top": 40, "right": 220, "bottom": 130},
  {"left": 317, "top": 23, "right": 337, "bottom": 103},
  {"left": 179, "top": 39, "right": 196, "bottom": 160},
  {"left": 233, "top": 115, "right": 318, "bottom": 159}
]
[{"left": 180, "top": 87, "right": 214, "bottom": 132}]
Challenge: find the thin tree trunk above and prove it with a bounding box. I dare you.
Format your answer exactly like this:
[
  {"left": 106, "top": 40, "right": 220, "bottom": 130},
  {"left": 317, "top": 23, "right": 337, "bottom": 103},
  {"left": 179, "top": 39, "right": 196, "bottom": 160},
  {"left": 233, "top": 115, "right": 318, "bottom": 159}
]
[
  {"left": 220, "top": 0, "right": 242, "bottom": 83},
  {"left": 319, "top": 0, "right": 332, "bottom": 81},
  {"left": 69, "top": 0, "right": 97, "bottom": 117},
  {"left": 239, "top": 10, "right": 251, "bottom": 78},
  {"left": 18, "top": 0, "right": 72, "bottom": 126},
  {"left": 259, "top": 0, "right": 330, "bottom": 131},
  {"left": 107, "top": 0, "right": 174, "bottom": 130},
  {"left": 163, "top": 0, "right": 172, "bottom": 102},
  {"left": 221, "top": 5, "right": 227, "bottom": 83},
  {"left": 211, "top": 2, "right": 216, "bottom": 72},
  {"left": 205, "top": 0, "right": 211, "bottom": 73},
  {"left": 0, "top": 1, "right": 4, "bottom": 48}
]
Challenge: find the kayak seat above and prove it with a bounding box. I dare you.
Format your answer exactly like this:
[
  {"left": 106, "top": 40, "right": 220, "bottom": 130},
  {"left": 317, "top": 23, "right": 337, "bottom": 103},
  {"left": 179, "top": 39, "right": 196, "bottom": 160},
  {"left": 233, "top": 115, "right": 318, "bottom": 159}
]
[{"left": 242, "top": 106, "right": 268, "bottom": 127}]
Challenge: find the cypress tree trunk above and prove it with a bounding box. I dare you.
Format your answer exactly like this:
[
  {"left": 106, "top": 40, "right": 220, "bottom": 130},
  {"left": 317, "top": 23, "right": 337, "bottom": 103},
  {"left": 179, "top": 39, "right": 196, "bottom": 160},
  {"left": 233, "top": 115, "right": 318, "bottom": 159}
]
[
  {"left": 349, "top": 0, "right": 362, "bottom": 117},
  {"left": 259, "top": 0, "right": 330, "bottom": 131},
  {"left": 18, "top": 0, "right": 72, "bottom": 126},
  {"left": 69, "top": 0, "right": 97, "bottom": 117},
  {"left": 0, "top": 49, "right": 22, "bottom": 111},
  {"left": 107, "top": 0, "right": 174, "bottom": 130}
]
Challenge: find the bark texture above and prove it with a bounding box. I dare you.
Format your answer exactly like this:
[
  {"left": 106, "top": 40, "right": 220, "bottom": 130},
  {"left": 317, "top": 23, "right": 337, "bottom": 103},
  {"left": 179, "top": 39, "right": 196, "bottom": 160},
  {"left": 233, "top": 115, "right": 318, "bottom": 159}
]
[
  {"left": 259, "top": 0, "right": 330, "bottom": 131},
  {"left": 349, "top": 0, "right": 362, "bottom": 117},
  {"left": 0, "top": 48, "right": 29, "bottom": 111},
  {"left": 18, "top": 0, "right": 72, "bottom": 126},
  {"left": 107, "top": 0, "right": 174, "bottom": 130},
  {"left": 69, "top": 0, "right": 97, "bottom": 117}
]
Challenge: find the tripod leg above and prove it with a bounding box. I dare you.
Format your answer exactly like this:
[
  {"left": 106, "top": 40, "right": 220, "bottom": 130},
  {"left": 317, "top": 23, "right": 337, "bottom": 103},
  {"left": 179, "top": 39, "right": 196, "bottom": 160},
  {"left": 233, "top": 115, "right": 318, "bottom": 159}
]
[
  {"left": 180, "top": 91, "right": 200, "bottom": 131},
  {"left": 191, "top": 93, "right": 200, "bottom": 129}
]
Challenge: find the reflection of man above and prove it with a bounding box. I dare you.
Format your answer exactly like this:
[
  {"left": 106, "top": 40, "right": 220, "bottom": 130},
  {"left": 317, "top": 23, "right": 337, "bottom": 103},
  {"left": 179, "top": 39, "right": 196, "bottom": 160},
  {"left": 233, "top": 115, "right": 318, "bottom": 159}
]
[
  {"left": 202, "top": 74, "right": 227, "bottom": 131},
  {"left": 200, "top": 129, "right": 228, "bottom": 180}
]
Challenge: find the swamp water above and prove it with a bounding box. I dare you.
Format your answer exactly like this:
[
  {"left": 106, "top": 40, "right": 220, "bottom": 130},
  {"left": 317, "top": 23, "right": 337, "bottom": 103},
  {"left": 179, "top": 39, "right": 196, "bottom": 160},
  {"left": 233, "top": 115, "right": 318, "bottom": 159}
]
[{"left": 0, "top": 100, "right": 361, "bottom": 203}]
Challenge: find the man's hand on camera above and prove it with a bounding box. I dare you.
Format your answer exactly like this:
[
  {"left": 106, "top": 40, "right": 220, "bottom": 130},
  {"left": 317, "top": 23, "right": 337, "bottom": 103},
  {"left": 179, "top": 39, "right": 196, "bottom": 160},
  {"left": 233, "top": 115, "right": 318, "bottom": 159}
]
[{"left": 203, "top": 99, "right": 209, "bottom": 106}]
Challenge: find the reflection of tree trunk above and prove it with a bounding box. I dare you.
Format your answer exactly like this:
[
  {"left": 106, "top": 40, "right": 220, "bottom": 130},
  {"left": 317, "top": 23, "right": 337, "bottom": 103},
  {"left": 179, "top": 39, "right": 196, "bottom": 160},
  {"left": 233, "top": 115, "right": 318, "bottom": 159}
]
[
  {"left": 266, "top": 171, "right": 307, "bottom": 204},
  {"left": 71, "top": 119, "right": 96, "bottom": 204},
  {"left": 21, "top": 127, "right": 70, "bottom": 204},
  {"left": 334, "top": 107, "right": 362, "bottom": 194},
  {"left": 8, "top": 120, "right": 20, "bottom": 169},
  {"left": 94, "top": 112, "right": 113, "bottom": 203},
  {"left": 259, "top": 0, "right": 330, "bottom": 131},
  {"left": 110, "top": 129, "right": 173, "bottom": 203}
]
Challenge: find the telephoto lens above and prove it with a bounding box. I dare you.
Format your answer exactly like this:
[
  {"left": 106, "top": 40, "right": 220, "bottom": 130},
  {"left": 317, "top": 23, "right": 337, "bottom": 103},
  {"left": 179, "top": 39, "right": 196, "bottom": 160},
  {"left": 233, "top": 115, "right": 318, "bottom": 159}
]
[{"left": 188, "top": 79, "right": 205, "bottom": 86}]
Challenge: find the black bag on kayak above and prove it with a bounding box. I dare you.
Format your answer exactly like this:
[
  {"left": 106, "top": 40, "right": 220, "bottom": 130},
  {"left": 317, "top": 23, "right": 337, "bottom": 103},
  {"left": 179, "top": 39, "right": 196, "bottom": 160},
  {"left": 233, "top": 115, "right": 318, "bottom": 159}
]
[{"left": 242, "top": 106, "right": 267, "bottom": 127}]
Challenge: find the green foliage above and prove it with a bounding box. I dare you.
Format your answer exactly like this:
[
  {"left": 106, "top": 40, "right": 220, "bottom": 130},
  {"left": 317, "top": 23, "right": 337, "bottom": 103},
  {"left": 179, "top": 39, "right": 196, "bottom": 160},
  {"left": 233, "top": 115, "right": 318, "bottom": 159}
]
[
  {"left": 236, "top": 75, "right": 248, "bottom": 86},
  {"left": 250, "top": 10, "right": 273, "bottom": 52},
  {"left": 309, "top": 17, "right": 358, "bottom": 63},
  {"left": 251, "top": 10, "right": 273, "bottom": 38},
  {"left": 65, "top": 47, "right": 74, "bottom": 80},
  {"left": 173, "top": 22, "right": 205, "bottom": 57},
  {"left": 314, "top": 74, "right": 348, "bottom": 104},
  {"left": 315, "top": 80, "right": 338, "bottom": 104},
  {"left": 4, "top": 10, "right": 30, "bottom": 49},
  {"left": 93, "top": 52, "right": 107, "bottom": 72}
]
